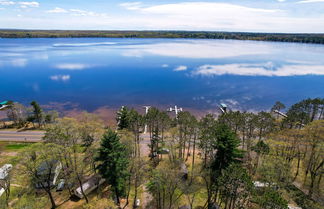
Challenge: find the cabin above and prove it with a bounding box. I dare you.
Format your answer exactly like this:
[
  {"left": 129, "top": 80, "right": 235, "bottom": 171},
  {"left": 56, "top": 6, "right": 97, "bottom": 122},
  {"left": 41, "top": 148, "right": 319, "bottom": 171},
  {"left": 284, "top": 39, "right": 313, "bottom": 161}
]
[
  {"left": 35, "top": 160, "right": 62, "bottom": 189},
  {"left": 74, "top": 175, "right": 105, "bottom": 199},
  {"left": 0, "top": 164, "right": 12, "bottom": 180}
]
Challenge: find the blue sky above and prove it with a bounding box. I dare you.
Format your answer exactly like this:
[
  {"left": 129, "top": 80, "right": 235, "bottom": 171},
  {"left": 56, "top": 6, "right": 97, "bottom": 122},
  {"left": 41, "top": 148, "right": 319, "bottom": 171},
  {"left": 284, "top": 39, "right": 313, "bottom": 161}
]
[{"left": 1, "top": 0, "right": 324, "bottom": 32}]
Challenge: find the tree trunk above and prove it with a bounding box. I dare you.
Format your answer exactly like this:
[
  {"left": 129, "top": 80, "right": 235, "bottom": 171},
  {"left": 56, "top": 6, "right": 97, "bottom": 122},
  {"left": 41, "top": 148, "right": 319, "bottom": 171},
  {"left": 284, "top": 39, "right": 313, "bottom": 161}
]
[
  {"left": 77, "top": 175, "right": 89, "bottom": 203},
  {"left": 45, "top": 189, "right": 56, "bottom": 209},
  {"left": 294, "top": 155, "right": 301, "bottom": 181},
  {"left": 308, "top": 172, "right": 316, "bottom": 198},
  {"left": 191, "top": 134, "right": 196, "bottom": 181},
  {"left": 115, "top": 187, "right": 121, "bottom": 207}
]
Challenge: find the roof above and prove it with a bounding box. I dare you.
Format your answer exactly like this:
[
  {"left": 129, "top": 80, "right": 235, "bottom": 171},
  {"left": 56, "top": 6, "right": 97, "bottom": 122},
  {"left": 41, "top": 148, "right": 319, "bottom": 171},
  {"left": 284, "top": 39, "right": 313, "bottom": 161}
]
[
  {"left": 0, "top": 164, "right": 13, "bottom": 179},
  {"left": 37, "top": 160, "right": 60, "bottom": 176},
  {"left": 220, "top": 103, "right": 227, "bottom": 108},
  {"left": 0, "top": 101, "right": 8, "bottom": 105}
]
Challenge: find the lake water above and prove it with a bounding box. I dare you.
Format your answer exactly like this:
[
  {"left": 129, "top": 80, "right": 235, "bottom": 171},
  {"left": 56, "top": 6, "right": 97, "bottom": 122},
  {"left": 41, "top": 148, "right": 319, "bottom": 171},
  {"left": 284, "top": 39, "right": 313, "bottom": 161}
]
[{"left": 0, "top": 38, "right": 323, "bottom": 113}]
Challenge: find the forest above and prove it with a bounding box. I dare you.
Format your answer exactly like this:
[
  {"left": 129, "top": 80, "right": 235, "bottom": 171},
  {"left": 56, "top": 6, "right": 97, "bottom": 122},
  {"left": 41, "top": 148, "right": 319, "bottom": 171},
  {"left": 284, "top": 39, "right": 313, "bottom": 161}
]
[
  {"left": 0, "top": 98, "right": 323, "bottom": 209},
  {"left": 1, "top": 30, "right": 324, "bottom": 44}
]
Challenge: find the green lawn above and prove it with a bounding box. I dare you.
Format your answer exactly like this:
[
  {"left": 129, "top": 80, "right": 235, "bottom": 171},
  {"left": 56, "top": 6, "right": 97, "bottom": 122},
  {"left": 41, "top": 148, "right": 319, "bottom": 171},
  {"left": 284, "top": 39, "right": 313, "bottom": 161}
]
[{"left": 5, "top": 143, "right": 32, "bottom": 150}]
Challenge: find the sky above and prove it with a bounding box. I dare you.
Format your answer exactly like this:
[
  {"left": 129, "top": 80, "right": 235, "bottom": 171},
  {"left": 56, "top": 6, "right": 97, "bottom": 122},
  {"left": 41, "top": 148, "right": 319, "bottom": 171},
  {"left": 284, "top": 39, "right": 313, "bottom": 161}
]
[{"left": 1, "top": 0, "right": 324, "bottom": 33}]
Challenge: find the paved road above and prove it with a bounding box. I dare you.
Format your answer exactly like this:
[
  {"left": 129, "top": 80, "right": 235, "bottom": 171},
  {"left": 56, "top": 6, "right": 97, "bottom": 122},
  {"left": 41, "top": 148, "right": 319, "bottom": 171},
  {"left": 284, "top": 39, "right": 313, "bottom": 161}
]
[{"left": 0, "top": 130, "right": 44, "bottom": 142}]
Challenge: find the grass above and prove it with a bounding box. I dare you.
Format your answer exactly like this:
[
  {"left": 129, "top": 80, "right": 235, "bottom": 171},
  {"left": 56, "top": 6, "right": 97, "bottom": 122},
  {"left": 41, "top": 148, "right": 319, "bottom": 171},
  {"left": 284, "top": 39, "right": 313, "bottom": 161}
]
[{"left": 5, "top": 143, "right": 32, "bottom": 150}]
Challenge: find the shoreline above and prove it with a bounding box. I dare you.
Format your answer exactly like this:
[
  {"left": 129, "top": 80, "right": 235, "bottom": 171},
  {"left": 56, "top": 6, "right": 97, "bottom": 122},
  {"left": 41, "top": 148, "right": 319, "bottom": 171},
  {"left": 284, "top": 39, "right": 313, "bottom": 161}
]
[{"left": 1, "top": 30, "right": 324, "bottom": 44}]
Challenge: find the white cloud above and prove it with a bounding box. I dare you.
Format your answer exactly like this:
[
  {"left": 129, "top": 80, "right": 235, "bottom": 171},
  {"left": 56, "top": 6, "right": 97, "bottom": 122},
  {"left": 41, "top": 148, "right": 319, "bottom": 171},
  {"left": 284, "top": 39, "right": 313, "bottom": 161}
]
[
  {"left": 54, "top": 63, "right": 94, "bottom": 70},
  {"left": 2, "top": 1, "right": 324, "bottom": 32},
  {"left": 161, "top": 64, "right": 169, "bottom": 68},
  {"left": 277, "top": 0, "right": 286, "bottom": 2},
  {"left": 54, "top": 63, "right": 91, "bottom": 70},
  {"left": 0, "top": 1, "right": 15, "bottom": 6},
  {"left": 11, "top": 58, "right": 27, "bottom": 67},
  {"left": 174, "top": 65, "right": 188, "bottom": 71},
  {"left": 50, "top": 75, "right": 70, "bottom": 81},
  {"left": 121, "top": 40, "right": 270, "bottom": 59},
  {"left": 297, "top": 0, "right": 324, "bottom": 3},
  {"left": 46, "top": 7, "right": 67, "bottom": 13},
  {"left": 119, "top": 2, "right": 142, "bottom": 10},
  {"left": 18, "top": 1, "right": 39, "bottom": 8},
  {"left": 115, "top": 1, "right": 324, "bottom": 33},
  {"left": 0, "top": 58, "right": 27, "bottom": 67},
  {"left": 193, "top": 63, "right": 324, "bottom": 77},
  {"left": 69, "top": 9, "right": 108, "bottom": 17}
]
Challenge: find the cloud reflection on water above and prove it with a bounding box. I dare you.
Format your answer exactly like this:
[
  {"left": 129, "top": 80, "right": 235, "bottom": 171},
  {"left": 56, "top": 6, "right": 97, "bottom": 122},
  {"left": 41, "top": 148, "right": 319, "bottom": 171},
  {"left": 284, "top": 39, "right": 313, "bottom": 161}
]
[{"left": 193, "top": 63, "right": 324, "bottom": 77}]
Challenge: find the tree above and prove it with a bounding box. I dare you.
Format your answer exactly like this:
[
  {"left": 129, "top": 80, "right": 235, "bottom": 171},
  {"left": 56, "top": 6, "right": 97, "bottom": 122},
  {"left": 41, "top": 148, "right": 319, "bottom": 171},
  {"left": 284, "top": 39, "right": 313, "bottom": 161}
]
[
  {"left": 256, "top": 111, "right": 275, "bottom": 140},
  {"left": 30, "top": 101, "right": 44, "bottom": 128},
  {"left": 211, "top": 124, "right": 242, "bottom": 180},
  {"left": 43, "top": 116, "right": 99, "bottom": 202},
  {"left": 203, "top": 123, "right": 243, "bottom": 208},
  {"left": 177, "top": 111, "right": 197, "bottom": 161},
  {"left": 252, "top": 140, "right": 270, "bottom": 173},
  {"left": 198, "top": 114, "right": 217, "bottom": 167},
  {"left": 271, "top": 101, "right": 286, "bottom": 119},
  {"left": 256, "top": 189, "right": 288, "bottom": 209},
  {"left": 258, "top": 155, "right": 292, "bottom": 187},
  {"left": 126, "top": 109, "right": 144, "bottom": 157},
  {"left": 44, "top": 110, "right": 59, "bottom": 124},
  {"left": 283, "top": 98, "right": 324, "bottom": 128},
  {"left": 147, "top": 161, "right": 185, "bottom": 209},
  {"left": 116, "top": 106, "right": 130, "bottom": 130},
  {"left": 20, "top": 143, "right": 62, "bottom": 209},
  {"left": 95, "top": 129, "right": 130, "bottom": 206},
  {"left": 302, "top": 120, "right": 324, "bottom": 197},
  {"left": 6, "top": 102, "right": 28, "bottom": 127},
  {"left": 218, "top": 163, "right": 254, "bottom": 209},
  {"left": 43, "top": 117, "right": 79, "bottom": 146}
]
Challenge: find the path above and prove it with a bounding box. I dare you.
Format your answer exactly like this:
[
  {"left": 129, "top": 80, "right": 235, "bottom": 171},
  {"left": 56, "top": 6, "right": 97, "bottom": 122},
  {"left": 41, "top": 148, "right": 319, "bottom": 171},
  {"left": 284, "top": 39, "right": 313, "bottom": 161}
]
[{"left": 139, "top": 133, "right": 153, "bottom": 209}]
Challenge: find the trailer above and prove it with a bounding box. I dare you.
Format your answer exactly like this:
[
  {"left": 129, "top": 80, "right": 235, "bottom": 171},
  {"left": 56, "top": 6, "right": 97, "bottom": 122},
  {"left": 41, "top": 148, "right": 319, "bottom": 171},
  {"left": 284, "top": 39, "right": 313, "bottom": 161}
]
[{"left": 74, "top": 175, "right": 105, "bottom": 199}]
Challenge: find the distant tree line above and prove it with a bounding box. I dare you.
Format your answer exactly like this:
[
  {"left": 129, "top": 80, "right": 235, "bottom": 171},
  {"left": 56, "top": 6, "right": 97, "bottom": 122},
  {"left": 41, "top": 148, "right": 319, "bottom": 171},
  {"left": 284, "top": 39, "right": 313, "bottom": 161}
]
[{"left": 1, "top": 30, "right": 324, "bottom": 44}]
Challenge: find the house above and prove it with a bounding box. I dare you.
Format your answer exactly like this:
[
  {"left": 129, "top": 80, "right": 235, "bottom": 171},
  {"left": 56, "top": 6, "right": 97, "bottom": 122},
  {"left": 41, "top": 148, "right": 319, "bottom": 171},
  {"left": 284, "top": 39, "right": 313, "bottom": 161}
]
[
  {"left": 35, "top": 160, "right": 62, "bottom": 189},
  {"left": 0, "top": 164, "right": 12, "bottom": 197}
]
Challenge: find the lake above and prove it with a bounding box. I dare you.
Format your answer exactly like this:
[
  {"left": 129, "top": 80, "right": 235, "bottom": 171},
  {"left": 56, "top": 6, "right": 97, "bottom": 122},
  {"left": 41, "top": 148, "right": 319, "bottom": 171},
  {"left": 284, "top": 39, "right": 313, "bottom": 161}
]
[{"left": 0, "top": 38, "right": 323, "bottom": 113}]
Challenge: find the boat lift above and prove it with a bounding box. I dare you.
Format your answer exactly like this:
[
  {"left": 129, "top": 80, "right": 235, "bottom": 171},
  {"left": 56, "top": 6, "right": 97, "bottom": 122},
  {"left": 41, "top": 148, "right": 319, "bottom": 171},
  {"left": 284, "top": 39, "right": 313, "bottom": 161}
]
[
  {"left": 167, "top": 105, "right": 183, "bottom": 119},
  {"left": 219, "top": 103, "right": 228, "bottom": 114}
]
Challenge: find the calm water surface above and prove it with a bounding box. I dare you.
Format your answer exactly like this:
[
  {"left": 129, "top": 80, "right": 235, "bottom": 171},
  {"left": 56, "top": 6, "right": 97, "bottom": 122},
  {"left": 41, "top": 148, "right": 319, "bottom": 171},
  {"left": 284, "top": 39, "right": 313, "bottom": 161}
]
[{"left": 0, "top": 38, "right": 323, "bottom": 112}]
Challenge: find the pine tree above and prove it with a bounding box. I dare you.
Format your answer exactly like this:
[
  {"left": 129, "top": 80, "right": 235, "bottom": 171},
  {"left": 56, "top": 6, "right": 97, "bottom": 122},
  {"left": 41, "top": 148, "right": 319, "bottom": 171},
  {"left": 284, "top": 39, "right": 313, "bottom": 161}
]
[
  {"left": 30, "top": 101, "right": 43, "bottom": 127},
  {"left": 211, "top": 124, "right": 242, "bottom": 179},
  {"left": 116, "top": 106, "right": 130, "bottom": 130},
  {"left": 95, "top": 130, "right": 129, "bottom": 206}
]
